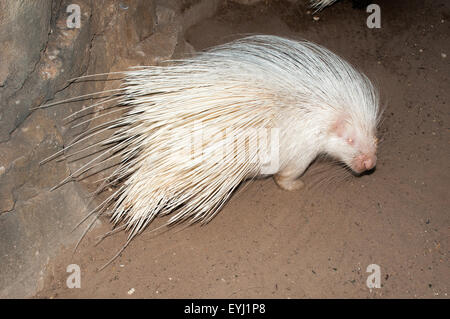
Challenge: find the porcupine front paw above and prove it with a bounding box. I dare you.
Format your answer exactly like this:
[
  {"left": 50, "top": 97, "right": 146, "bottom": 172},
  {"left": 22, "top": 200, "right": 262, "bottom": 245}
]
[{"left": 273, "top": 174, "right": 305, "bottom": 191}]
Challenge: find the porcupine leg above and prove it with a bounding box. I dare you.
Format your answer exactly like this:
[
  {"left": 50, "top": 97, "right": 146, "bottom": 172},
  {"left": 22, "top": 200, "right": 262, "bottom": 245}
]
[
  {"left": 273, "top": 174, "right": 305, "bottom": 191},
  {"left": 273, "top": 162, "right": 307, "bottom": 191}
]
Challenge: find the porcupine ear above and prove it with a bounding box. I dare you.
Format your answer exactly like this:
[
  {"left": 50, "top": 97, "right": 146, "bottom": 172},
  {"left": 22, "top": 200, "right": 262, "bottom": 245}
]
[{"left": 329, "top": 115, "right": 350, "bottom": 138}]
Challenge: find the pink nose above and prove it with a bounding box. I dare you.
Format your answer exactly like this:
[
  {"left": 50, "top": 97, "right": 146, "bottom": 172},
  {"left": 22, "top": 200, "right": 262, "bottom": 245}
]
[{"left": 363, "top": 155, "right": 377, "bottom": 170}]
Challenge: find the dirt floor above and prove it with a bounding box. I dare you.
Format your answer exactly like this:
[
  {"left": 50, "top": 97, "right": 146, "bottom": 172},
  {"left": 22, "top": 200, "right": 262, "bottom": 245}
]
[{"left": 35, "top": 0, "right": 449, "bottom": 298}]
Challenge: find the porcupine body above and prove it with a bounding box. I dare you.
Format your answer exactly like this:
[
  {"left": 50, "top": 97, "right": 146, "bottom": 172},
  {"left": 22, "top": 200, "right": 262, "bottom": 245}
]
[{"left": 49, "top": 35, "right": 379, "bottom": 245}]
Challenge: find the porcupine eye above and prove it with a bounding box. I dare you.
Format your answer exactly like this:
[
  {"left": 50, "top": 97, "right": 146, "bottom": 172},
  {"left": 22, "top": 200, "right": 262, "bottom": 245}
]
[{"left": 346, "top": 137, "right": 354, "bottom": 146}]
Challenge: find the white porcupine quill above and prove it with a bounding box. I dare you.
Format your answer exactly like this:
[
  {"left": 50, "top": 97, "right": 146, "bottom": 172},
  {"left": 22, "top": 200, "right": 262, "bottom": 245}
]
[
  {"left": 310, "top": 0, "right": 339, "bottom": 11},
  {"left": 39, "top": 35, "right": 379, "bottom": 268}
]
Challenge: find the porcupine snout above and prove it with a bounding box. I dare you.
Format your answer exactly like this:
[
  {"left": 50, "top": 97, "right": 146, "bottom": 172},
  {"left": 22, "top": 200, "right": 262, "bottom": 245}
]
[{"left": 352, "top": 153, "right": 377, "bottom": 173}]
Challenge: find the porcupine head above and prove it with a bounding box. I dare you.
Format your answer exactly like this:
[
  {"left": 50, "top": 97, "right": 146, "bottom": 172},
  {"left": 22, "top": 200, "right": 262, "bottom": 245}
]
[
  {"left": 273, "top": 109, "right": 378, "bottom": 191},
  {"left": 273, "top": 90, "right": 379, "bottom": 192},
  {"left": 268, "top": 45, "right": 379, "bottom": 191}
]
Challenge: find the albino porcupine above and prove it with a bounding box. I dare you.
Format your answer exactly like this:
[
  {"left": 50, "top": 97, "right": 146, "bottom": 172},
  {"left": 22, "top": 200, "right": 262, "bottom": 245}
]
[{"left": 41, "top": 35, "right": 380, "bottom": 260}]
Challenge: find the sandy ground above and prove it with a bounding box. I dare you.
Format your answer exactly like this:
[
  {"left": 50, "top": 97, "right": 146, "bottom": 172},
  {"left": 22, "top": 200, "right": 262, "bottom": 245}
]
[{"left": 36, "top": 0, "right": 449, "bottom": 298}]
